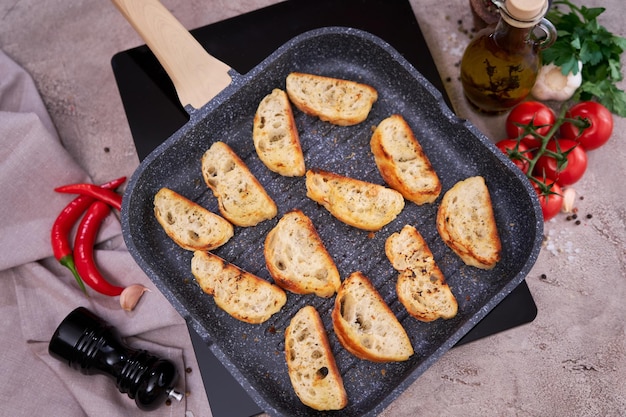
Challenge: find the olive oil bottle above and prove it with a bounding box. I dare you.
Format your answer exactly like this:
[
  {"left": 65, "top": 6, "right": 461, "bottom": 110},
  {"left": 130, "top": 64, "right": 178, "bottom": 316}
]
[{"left": 460, "top": 0, "right": 556, "bottom": 114}]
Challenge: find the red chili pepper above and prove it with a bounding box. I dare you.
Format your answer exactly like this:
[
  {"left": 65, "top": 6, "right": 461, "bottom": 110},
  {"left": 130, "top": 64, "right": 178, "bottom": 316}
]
[
  {"left": 74, "top": 200, "right": 125, "bottom": 296},
  {"left": 54, "top": 183, "right": 123, "bottom": 211},
  {"left": 51, "top": 176, "right": 126, "bottom": 294}
]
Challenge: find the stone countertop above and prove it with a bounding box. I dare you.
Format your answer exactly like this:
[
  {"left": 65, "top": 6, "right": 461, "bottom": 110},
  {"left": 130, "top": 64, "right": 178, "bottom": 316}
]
[{"left": 1, "top": 0, "right": 624, "bottom": 415}]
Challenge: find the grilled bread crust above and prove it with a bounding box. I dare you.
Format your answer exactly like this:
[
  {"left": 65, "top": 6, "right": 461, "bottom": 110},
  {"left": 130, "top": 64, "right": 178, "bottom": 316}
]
[
  {"left": 285, "top": 306, "right": 348, "bottom": 411},
  {"left": 436, "top": 176, "right": 502, "bottom": 269},
  {"left": 370, "top": 114, "right": 441, "bottom": 205},
  {"left": 305, "top": 169, "right": 405, "bottom": 231},
  {"left": 265, "top": 210, "right": 341, "bottom": 298},
  {"left": 201, "top": 141, "right": 277, "bottom": 227},
  {"left": 331, "top": 271, "right": 414, "bottom": 362},
  {"left": 253, "top": 88, "right": 305, "bottom": 177},
  {"left": 153, "top": 187, "right": 233, "bottom": 251},
  {"left": 386, "top": 225, "right": 458, "bottom": 322},
  {"left": 285, "top": 72, "right": 378, "bottom": 126},
  {"left": 191, "top": 251, "right": 286, "bottom": 324}
]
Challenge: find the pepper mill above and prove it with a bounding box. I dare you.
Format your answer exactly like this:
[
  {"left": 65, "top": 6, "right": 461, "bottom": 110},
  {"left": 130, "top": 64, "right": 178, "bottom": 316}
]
[{"left": 48, "top": 307, "right": 183, "bottom": 411}]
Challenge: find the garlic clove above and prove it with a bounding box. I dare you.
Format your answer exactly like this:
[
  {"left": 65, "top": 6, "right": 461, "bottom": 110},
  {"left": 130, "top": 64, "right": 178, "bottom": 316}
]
[
  {"left": 531, "top": 61, "right": 582, "bottom": 101},
  {"left": 561, "top": 187, "right": 577, "bottom": 213},
  {"left": 120, "top": 284, "right": 150, "bottom": 311}
]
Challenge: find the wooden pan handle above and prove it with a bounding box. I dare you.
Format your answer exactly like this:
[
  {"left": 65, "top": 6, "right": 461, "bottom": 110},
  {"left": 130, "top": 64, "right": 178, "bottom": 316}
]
[{"left": 111, "top": 0, "right": 232, "bottom": 109}]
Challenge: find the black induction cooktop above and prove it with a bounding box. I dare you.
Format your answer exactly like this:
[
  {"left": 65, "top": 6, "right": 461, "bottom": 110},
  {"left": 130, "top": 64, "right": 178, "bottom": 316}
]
[{"left": 111, "top": 1, "right": 537, "bottom": 416}]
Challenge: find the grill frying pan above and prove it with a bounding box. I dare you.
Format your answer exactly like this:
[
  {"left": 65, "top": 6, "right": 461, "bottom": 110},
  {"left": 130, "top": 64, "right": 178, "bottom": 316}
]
[{"left": 116, "top": 1, "right": 544, "bottom": 415}]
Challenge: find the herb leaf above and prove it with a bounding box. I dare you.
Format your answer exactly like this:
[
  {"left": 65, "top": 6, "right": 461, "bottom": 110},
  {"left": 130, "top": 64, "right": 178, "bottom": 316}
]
[{"left": 544, "top": 0, "right": 626, "bottom": 116}]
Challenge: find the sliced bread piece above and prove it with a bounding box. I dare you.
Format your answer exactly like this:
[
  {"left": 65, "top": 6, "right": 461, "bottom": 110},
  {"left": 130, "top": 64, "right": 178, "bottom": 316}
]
[
  {"left": 285, "top": 72, "right": 378, "bottom": 126},
  {"left": 252, "top": 88, "right": 305, "bottom": 177},
  {"left": 385, "top": 225, "right": 458, "bottom": 322},
  {"left": 305, "top": 169, "right": 405, "bottom": 231},
  {"left": 285, "top": 305, "right": 348, "bottom": 411},
  {"left": 201, "top": 141, "right": 277, "bottom": 227},
  {"left": 153, "top": 187, "right": 233, "bottom": 251},
  {"left": 370, "top": 114, "right": 441, "bottom": 205},
  {"left": 436, "top": 176, "right": 502, "bottom": 269},
  {"left": 191, "top": 251, "right": 287, "bottom": 324},
  {"left": 331, "top": 271, "right": 414, "bottom": 362},
  {"left": 264, "top": 210, "right": 341, "bottom": 298}
]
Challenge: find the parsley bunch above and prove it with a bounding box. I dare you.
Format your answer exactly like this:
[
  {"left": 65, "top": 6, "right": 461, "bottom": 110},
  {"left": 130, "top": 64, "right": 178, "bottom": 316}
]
[{"left": 542, "top": 0, "right": 626, "bottom": 117}]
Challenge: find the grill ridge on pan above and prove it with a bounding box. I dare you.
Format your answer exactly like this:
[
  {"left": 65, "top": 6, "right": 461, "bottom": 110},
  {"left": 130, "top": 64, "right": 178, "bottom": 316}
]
[{"left": 122, "top": 27, "right": 543, "bottom": 417}]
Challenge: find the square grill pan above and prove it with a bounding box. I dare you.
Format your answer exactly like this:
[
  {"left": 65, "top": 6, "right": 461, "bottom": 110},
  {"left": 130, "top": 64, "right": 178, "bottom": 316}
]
[{"left": 121, "top": 27, "right": 543, "bottom": 417}]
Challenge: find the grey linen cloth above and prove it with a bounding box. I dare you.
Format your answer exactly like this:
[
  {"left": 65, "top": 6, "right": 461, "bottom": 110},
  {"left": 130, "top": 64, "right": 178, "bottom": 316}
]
[{"left": 0, "top": 49, "right": 213, "bottom": 417}]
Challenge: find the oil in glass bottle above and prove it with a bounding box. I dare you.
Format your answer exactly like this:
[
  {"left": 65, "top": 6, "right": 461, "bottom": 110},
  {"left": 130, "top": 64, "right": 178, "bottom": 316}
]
[{"left": 460, "top": 0, "right": 556, "bottom": 113}]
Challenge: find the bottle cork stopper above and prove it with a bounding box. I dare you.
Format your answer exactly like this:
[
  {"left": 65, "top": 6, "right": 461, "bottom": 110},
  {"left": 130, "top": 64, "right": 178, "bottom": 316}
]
[{"left": 505, "top": 0, "right": 546, "bottom": 21}]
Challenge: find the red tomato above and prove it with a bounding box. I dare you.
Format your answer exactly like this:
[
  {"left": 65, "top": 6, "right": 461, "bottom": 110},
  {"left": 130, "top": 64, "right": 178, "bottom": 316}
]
[
  {"left": 532, "top": 178, "right": 563, "bottom": 221},
  {"left": 560, "top": 101, "right": 613, "bottom": 150},
  {"left": 506, "top": 101, "right": 556, "bottom": 148},
  {"left": 495, "top": 139, "right": 533, "bottom": 173},
  {"left": 534, "top": 139, "right": 587, "bottom": 186}
]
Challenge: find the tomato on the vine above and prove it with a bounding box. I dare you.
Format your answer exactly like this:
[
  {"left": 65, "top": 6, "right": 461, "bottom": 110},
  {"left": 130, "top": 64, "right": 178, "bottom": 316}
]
[
  {"left": 534, "top": 139, "right": 588, "bottom": 186},
  {"left": 506, "top": 101, "right": 556, "bottom": 148},
  {"left": 495, "top": 139, "right": 533, "bottom": 173},
  {"left": 532, "top": 178, "right": 563, "bottom": 221},
  {"left": 560, "top": 101, "right": 613, "bottom": 150}
]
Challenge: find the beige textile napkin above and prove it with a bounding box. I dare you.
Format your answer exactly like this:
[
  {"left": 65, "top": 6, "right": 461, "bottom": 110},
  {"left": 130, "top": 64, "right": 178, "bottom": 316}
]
[{"left": 0, "top": 49, "right": 212, "bottom": 417}]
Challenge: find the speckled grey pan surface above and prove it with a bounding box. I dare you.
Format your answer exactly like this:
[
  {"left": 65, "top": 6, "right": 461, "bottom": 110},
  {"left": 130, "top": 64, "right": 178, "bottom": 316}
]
[{"left": 121, "top": 27, "right": 543, "bottom": 417}]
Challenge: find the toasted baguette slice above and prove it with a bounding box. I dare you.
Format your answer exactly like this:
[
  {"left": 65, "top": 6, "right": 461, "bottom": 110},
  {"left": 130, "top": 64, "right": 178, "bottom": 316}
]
[
  {"left": 264, "top": 210, "right": 341, "bottom": 298},
  {"left": 153, "top": 187, "right": 233, "bottom": 251},
  {"left": 436, "top": 176, "right": 502, "bottom": 269},
  {"left": 252, "top": 89, "right": 305, "bottom": 177},
  {"left": 370, "top": 115, "right": 441, "bottom": 205},
  {"left": 191, "top": 251, "right": 286, "bottom": 324},
  {"left": 305, "top": 169, "right": 405, "bottom": 231},
  {"left": 201, "top": 141, "right": 277, "bottom": 227},
  {"left": 332, "top": 271, "right": 413, "bottom": 362},
  {"left": 285, "top": 306, "right": 348, "bottom": 411},
  {"left": 285, "top": 72, "right": 378, "bottom": 126},
  {"left": 385, "top": 225, "right": 458, "bottom": 322}
]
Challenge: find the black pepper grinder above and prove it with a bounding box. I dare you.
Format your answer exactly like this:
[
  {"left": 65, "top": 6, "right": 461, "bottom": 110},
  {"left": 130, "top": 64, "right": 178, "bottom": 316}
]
[{"left": 48, "top": 307, "right": 183, "bottom": 411}]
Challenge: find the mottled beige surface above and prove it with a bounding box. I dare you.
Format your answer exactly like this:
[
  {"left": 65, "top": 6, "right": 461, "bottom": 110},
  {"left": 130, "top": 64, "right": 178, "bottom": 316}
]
[{"left": 1, "top": 0, "right": 624, "bottom": 415}]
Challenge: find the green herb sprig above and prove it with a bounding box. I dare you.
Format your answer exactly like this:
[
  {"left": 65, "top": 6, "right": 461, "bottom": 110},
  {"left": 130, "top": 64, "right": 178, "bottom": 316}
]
[{"left": 543, "top": 0, "right": 626, "bottom": 116}]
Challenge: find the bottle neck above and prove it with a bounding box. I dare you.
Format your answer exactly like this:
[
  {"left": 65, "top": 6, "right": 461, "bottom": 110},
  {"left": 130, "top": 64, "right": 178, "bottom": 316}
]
[{"left": 493, "top": 18, "right": 534, "bottom": 50}]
